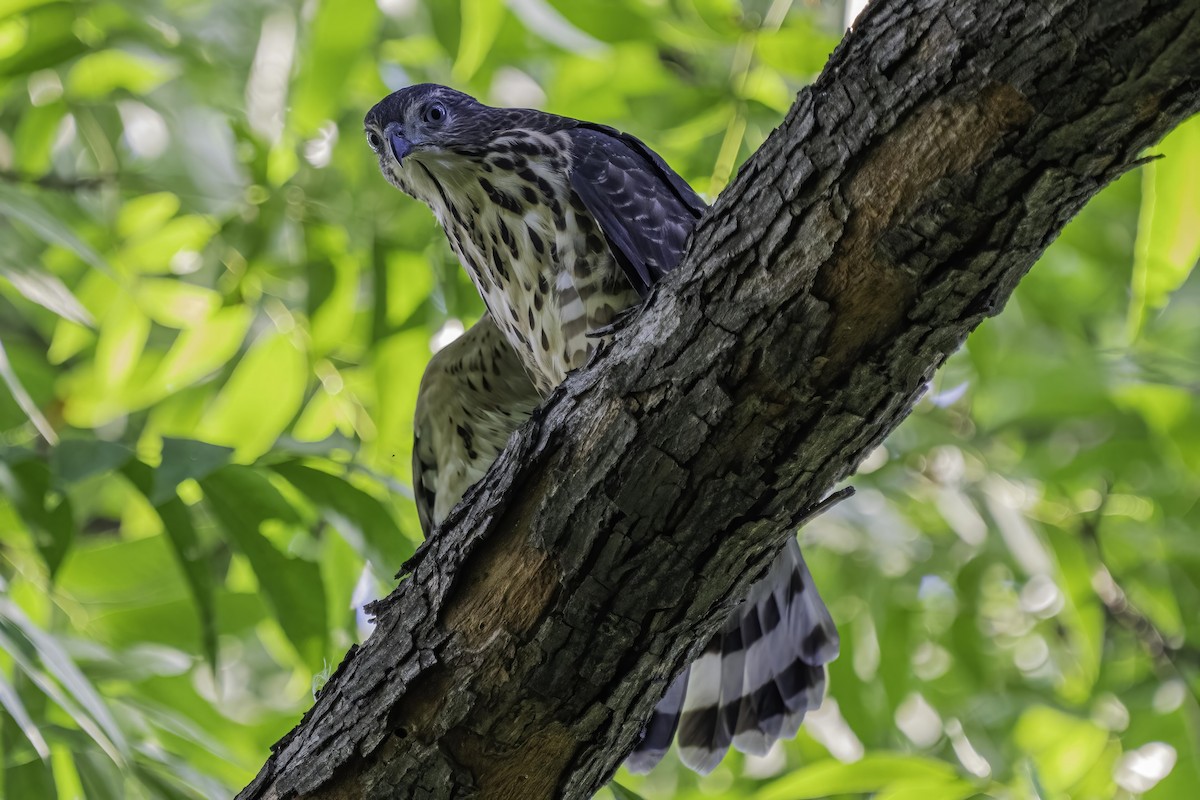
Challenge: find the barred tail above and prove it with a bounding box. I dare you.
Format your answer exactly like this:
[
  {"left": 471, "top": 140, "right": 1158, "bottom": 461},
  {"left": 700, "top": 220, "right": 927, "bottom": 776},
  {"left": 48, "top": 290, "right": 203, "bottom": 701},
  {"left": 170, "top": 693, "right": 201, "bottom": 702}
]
[
  {"left": 623, "top": 668, "right": 688, "bottom": 774},
  {"left": 627, "top": 538, "right": 838, "bottom": 774}
]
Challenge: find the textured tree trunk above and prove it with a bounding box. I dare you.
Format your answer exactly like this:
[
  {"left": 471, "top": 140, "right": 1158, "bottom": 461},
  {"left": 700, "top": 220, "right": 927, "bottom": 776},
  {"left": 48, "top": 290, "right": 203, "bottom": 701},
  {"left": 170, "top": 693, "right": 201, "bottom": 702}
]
[{"left": 239, "top": 0, "right": 1200, "bottom": 797}]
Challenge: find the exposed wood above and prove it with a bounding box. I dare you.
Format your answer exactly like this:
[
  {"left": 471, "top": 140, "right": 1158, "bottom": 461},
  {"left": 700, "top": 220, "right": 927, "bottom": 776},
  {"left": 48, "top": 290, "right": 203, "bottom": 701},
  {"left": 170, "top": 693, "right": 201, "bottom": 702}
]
[{"left": 239, "top": 0, "right": 1200, "bottom": 797}]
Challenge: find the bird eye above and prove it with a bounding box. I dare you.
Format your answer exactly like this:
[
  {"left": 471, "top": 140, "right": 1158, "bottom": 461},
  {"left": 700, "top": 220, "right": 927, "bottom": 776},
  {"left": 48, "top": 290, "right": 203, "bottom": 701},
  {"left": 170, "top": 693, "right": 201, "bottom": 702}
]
[
  {"left": 424, "top": 103, "right": 447, "bottom": 124},
  {"left": 365, "top": 130, "right": 382, "bottom": 152}
]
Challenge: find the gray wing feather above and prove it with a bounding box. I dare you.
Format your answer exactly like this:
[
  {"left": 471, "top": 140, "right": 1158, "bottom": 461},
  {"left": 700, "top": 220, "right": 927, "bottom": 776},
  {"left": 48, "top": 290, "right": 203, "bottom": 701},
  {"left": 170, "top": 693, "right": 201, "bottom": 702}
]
[{"left": 566, "top": 126, "right": 706, "bottom": 296}]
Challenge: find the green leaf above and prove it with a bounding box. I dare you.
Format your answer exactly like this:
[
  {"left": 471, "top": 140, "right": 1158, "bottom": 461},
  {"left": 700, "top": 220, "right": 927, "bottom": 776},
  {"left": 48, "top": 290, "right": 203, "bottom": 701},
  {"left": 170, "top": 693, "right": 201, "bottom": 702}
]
[
  {"left": 369, "top": 328, "right": 430, "bottom": 475},
  {"left": 0, "top": 670, "right": 50, "bottom": 760},
  {"left": 145, "top": 305, "right": 254, "bottom": 399},
  {"left": 755, "top": 19, "right": 841, "bottom": 77},
  {"left": 2, "top": 754, "right": 57, "bottom": 800},
  {"left": 12, "top": 99, "right": 65, "bottom": 175},
  {"left": 608, "top": 781, "right": 648, "bottom": 800},
  {"left": 452, "top": 0, "right": 504, "bottom": 82},
  {"left": 1113, "top": 381, "right": 1193, "bottom": 437},
  {"left": 1043, "top": 528, "right": 1103, "bottom": 703},
  {"left": 541, "top": 0, "right": 650, "bottom": 45},
  {"left": 155, "top": 497, "right": 218, "bottom": 672},
  {"left": 117, "top": 215, "right": 217, "bottom": 274},
  {"left": 122, "top": 460, "right": 219, "bottom": 672},
  {"left": 307, "top": 252, "right": 359, "bottom": 356},
  {"left": 200, "top": 466, "right": 328, "bottom": 668},
  {"left": 66, "top": 49, "right": 176, "bottom": 98},
  {"left": 77, "top": 592, "right": 266, "bottom": 653},
  {"left": 1013, "top": 706, "right": 1111, "bottom": 794},
  {"left": 0, "top": 184, "right": 115, "bottom": 278},
  {"left": 872, "top": 779, "right": 981, "bottom": 800},
  {"left": 116, "top": 192, "right": 180, "bottom": 240},
  {"left": 91, "top": 291, "right": 150, "bottom": 394},
  {"left": 758, "top": 755, "right": 964, "bottom": 800},
  {"left": 133, "top": 759, "right": 229, "bottom": 800},
  {"left": 51, "top": 439, "right": 131, "bottom": 485},
  {"left": 1128, "top": 115, "right": 1200, "bottom": 338},
  {"left": 0, "top": 0, "right": 58, "bottom": 22},
  {"left": 879, "top": 596, "right": 913, "bottom": 710},
  {"left": 72, "top": 750, "right": 125, "bottom": 800},
  {"left": 0, "top": 602, "right": 129, "bottom": 765},
  {"left": 195, "top": 331, "right": 307, "bottom": 462},
  {"left": 270, "top": 460, "right": 411, "bottom": 575},
  {"left": 0, "top": 3, "right": 86, "bottom": 77},
  {"left": 4, "top": 457, "right": 74, "bottom": 576},
  {"left": 152, "top": 437, "right": 234, "bottom": 504},
  {"left": 383, "top": 250, "right": 434, "bottom": 328},
  {"left": 0, "top": 337, "right": 57, "bottom": 444},
  {"left": 134, "top": 278, "right": 222, "bottom": 329},
  {"left": 290, "top": 0, "right": 378, "bottom": 134},
  {"left": 0, "top": 265, "right": 94, "bottom": 326}
]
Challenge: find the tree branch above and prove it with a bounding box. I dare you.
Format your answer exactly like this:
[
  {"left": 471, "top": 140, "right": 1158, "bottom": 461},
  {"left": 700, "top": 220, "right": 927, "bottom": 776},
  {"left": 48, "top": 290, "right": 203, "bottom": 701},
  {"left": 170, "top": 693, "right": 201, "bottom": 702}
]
[
  {"left": 239, "top": 0, "right": 1200, "bottom": 797},
  {"left": 0, "top": 169, "right": 115, "bottom": 191}
]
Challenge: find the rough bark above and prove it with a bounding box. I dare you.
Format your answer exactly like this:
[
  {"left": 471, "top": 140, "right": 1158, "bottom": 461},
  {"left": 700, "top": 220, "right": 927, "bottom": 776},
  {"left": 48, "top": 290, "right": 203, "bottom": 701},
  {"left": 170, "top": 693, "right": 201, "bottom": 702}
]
[{"left": 240, "top": 0, "right": 1200, "bottom": 798}]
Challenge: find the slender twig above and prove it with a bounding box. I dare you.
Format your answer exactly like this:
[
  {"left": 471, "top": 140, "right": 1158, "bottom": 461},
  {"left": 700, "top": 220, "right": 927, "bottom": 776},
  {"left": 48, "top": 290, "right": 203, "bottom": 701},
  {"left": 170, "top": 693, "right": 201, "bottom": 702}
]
[
  {"left": 0, "top": 170, "right": 116, "bottom": 192},
  {"left": 1082, "top": 491, "right": 1200, "bottom": 769},
  {"left": 1079, "top": 489, "right": 1200, "bottom": 669}
]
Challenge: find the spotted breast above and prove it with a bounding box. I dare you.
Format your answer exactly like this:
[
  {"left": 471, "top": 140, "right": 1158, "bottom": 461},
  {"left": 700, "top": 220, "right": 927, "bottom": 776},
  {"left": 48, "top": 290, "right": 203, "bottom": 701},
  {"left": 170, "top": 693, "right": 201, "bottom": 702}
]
[{"left": 403, "top": 131, "right": 637, "bottom": 394}]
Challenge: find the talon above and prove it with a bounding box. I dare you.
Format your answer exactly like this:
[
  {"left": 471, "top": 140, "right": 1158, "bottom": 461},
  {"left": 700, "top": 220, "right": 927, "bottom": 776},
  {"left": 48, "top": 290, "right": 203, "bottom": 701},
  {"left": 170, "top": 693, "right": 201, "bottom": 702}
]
[{"left": 586, "top": 306, "right": 642, "bottom": 339}]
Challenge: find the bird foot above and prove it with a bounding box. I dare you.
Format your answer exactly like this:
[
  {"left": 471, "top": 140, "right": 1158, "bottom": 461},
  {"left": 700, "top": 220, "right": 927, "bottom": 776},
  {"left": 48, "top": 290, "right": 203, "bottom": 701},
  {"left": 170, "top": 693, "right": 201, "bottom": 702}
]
[{"left": 586, "top": 304, "right": 643, "bottom": 339}]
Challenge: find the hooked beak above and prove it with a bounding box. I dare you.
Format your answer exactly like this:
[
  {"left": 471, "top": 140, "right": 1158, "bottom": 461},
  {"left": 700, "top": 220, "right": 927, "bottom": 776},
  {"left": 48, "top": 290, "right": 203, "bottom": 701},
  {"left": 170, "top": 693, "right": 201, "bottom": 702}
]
[{"left": 384, "top": 122, "right": 411, "bottom": 163}]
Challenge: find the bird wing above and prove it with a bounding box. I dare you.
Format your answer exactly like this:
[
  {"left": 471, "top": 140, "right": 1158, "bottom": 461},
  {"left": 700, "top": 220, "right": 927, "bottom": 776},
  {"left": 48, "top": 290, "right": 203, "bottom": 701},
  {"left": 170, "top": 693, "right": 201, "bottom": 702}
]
[
  {"left": 412, "top": 315, "right": 542, "bottom": 534},
  {"left": 566, "top": 125, "right": 707, "bottom": 296}
]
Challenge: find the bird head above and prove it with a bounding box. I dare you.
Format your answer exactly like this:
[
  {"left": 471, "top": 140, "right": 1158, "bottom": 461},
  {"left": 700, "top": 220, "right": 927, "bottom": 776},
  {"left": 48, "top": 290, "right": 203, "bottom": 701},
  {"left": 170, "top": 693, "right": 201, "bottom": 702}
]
[{"left": 364, "top": 84, "right": 502, "bottom": 198}]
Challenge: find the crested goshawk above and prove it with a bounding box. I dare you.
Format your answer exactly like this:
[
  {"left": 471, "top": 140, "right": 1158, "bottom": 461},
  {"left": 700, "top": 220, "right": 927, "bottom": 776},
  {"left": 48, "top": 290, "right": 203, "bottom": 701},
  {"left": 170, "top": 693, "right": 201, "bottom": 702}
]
[{"left": 365, "top": 84, "right": 838, "bottom": 773}]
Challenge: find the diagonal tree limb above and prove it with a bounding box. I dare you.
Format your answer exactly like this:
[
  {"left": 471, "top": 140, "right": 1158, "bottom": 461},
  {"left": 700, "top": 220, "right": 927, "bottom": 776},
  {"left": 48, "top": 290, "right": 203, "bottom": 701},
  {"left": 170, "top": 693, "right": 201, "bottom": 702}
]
[{"left": 239, "top": 0, "right": 1200, "bottom": 797}]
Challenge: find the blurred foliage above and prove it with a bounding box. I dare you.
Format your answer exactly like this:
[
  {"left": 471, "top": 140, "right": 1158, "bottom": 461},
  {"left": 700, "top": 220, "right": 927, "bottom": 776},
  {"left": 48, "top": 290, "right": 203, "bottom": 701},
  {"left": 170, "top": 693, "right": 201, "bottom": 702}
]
[{"left": 0, "top": 0, "right": 1196, "bottom": 798}]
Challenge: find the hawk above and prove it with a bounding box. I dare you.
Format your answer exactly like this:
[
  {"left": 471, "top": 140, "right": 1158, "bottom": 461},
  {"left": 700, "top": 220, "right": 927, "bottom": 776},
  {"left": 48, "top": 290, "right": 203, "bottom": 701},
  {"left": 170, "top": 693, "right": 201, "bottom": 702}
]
[
  {"left": 366, "top": 84, "right": 839, "bottom": 773},
  {"left": 411, "top": 313, "right": 541, "bottom": 534}
]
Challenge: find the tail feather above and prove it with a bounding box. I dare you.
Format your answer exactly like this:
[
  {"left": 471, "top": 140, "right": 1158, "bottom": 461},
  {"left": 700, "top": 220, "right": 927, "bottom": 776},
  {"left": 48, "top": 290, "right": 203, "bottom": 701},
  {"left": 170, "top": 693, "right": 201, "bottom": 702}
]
[
  {"left": 716, "top": 617, "right": 748, "bottom": 745},
  {"left": 628, "top": 537, "right": 838, "bottom": 774},
  {"left": 774, "top": 655, "right": 826, "bottom": 741},
  {"left": 625, "top": 667, "right": 689, "bottom": 774},
  {"left": 739, "top": 593, "right": 788, "bottom": 752},
  {"left": 677, "top": 635, "right": 731, "bottom": 772},
  {"left": 731, "top": 597, "right": 771, "bottom": 756},
  {"left": 784, "top": 545, "right": 839, "bottom": 664}
]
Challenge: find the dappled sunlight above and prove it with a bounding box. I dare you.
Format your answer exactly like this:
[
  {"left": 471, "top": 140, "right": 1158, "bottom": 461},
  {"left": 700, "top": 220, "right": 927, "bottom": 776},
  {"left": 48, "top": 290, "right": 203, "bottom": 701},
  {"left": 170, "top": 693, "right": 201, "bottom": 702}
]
[{"left": 0, "top": 0, "right": 1197, "bottom": 798}]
